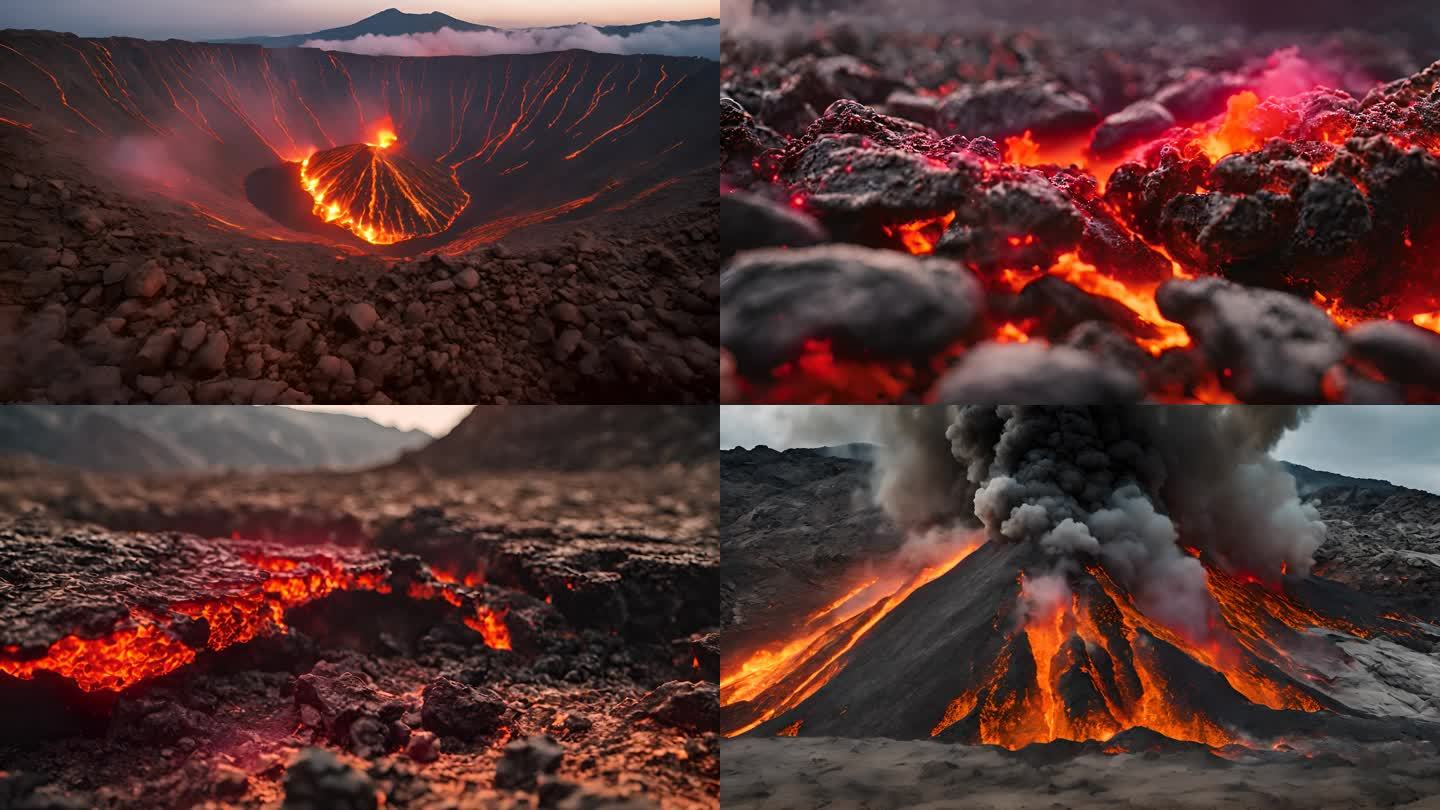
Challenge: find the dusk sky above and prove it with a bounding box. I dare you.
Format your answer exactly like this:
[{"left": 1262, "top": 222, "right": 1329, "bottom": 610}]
[
  {"left": 285, "top": 405, "right": 472, "bottom": 437},
  {"left": 0, "top": 1, "right": 719, "bottom": 40}
]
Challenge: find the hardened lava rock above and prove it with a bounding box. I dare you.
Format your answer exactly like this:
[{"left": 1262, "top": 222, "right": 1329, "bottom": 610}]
[
  {"left": 720, "top": 245, "right": 983, "bottom": 376},
  {"left": 720, "top": 192, "right": 829, "bottom": 257},
  {"left": 1156, "top": 277, "right": 1344, "bottom": 402},
  {"left": 1090, "top": 100, "right": 1177, "bottom": 157},
  {"left": 936, "top": 77, "right": 1099, "bottom": 140},
  {"left": 281, "top": 748, "right": 377, "bottom": 810},
  {"left": 421, "top": 676, "right": 509, "bottom": 741},
  {"left": 294, "top": 665, "right": 415, "bottom": 757},
  {"left": 494, "top": 735, "right": 564, "bottom": 790}
]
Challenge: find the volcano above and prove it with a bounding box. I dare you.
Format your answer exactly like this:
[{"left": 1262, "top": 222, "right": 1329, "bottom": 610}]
[
  {"left": 720, "top": 6, "right": 1440, "bottom": 404},
  {"left": 720, "top": 407, "right": 1440, "bottom": 762},
  {"left": 299, "top": 133, "right": 468, "bottom": 244}
]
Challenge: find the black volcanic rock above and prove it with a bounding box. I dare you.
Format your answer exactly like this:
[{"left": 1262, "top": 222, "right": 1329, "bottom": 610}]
[
  {"left": 421, "top": 677, "right": 508, "bottom": 741},
  {"left": 721, "top": 245, "right": 983, "bottom": 376},
  {"left": 721, "top": 445, "right": 902, "bottom": 649},
  {"left": 281, "top": 748, "right": 377, "bottom": 810}
]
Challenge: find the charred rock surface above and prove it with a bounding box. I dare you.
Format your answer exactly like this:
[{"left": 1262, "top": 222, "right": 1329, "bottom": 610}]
[{"left": 721, "top": 13, "right": 1440, "bottom": 403}]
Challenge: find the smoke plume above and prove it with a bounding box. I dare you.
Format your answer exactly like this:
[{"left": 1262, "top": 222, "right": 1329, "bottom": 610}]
[
  {"left": 303, "top": 23, "right": 719, "bottom": 59},
  {"left": 955, "top": 406, "right": 1323, "bottom": 640}
]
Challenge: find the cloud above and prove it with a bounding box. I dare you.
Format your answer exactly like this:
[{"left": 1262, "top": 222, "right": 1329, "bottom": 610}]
[{"left": 302, "top": 23, "right": 718, "bottom": 59}]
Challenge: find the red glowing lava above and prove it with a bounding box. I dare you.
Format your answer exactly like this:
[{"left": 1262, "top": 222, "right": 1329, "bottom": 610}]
[{"left": 0, "top": 554, "right": 511, "bottom": 692}]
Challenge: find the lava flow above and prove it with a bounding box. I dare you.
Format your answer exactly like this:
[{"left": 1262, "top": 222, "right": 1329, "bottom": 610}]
[
  {"left": 0, "top": 549, "right": 510, "bottom": 692},
  {"left": 723, "top": 549, "right": 1399, "bottom": 749},
  {"left": 721, "top": 534, "right": 986, "bottom": 737},
  {"left": 298, "top": 125, "right": 469, "bottom": 245}
]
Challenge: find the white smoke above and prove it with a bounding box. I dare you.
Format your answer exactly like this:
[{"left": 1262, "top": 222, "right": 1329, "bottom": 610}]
[{"left": 303, "top": 23, "right": 719, "bottom": 59}]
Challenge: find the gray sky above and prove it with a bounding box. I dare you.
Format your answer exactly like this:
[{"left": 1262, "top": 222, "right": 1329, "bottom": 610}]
[
  {"left": 721, "top": 406, "right": 1440, "bottom": 493},
  {"left": 285, "top": 405, "right": 471, "bottom": 437},
  {"left": 0, "top": 1, "right": 718, "bottom": 40}
]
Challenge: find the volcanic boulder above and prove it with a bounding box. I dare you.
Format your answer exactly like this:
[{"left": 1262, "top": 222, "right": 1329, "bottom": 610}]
[
  {"left": 281, "top": 748, "right": 378, "bottom": 810},
  {"left": 720, "top": 246, "right": 983, "bottom": 376},
  {"left": 421, "top": 677, "right": 508, "bottom": 741}
]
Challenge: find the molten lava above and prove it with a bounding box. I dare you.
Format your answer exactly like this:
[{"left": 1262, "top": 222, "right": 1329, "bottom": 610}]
[
  {"left": 299, "top": 133, "right": 469, "bottom": 244},
  {"left": 721, "top": 535, "right": 987, "bottom": 737},
  {"left": 723, "top": 535, "right": 1392, "bottom": 750},
  {"left": 0, "top": 553, "right": 511, "bottom": 692},
  {"left": 925, "top": 562, "right": 1344, "bottom": 749}
]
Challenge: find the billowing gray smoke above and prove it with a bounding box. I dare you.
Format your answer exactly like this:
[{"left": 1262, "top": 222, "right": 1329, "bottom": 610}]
[
  {"left": 950, "top": 406, "right": 1324, "bottom": 639},
  {"left": 752, "top": 404, "right": 1326, "bottom": 639}
]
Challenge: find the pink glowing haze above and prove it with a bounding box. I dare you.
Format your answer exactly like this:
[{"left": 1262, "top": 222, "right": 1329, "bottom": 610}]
[{"left": 0, "top": 1, "right": 719, "bottom": 41}]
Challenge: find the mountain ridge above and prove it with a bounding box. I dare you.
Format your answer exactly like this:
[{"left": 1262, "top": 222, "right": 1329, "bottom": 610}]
[
  {"left": 0, "top": 406, "right": 431, "bottom": 473},
  {"left": 215, "top": 8, "right": 719, "bottom": 50}
]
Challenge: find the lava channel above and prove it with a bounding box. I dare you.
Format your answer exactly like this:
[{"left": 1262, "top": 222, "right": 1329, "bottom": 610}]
[{"left": 0, "top": 547, "right": 510, "bottom": 693}]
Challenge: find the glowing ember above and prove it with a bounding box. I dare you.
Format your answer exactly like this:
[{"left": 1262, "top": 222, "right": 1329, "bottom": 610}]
[
  {"left": 999, "top": 252, "right": 1190, "bottom": 355},
  {"left": 883, "top": 211, "right": 957, "bottom": 255},
  {"left": 1413, "top": 312, "right": 1440, "bottom": 334},
  {"left": 298, "top": 133, "right": 469, "bottom": 245},
  {"left": 1191, "top": 90, "right": 1292, "bottom": 163}
]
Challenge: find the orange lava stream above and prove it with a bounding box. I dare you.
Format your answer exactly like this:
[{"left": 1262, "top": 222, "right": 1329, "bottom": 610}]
[
  {"left": 0, "top": 555, "right": 511, "bottom": 692},
  {"left": 439, "top": 183, "right": 614, "bottom": 254},
  {"left": 1412, "top": 312, "right": 1440, "bottom": 334},
  {"left": 722, "top": 536, "right": 986, "bottom": 737},
  {"left": 565, "top": 65, "right": 690, "bottom": 160}
]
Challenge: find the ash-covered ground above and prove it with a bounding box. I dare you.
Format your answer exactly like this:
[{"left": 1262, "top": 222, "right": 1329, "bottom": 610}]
[
  {"left": 0, "top": 406, "right": 720, "bottom": 809},
  {"left": 721, "top": 5, "right": 1440, "bottom": 404},
  {"left": 719, "top": 415, "right": 1440, "bottom": 809}
]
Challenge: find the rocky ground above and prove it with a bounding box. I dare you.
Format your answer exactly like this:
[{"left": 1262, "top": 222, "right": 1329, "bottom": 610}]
[
  {"left": 0, "top": 453, "right": 719, "bottom": 808},
  {"left": 722, "top": 735, "right": 1440, "bottom": 810},
  {"left": 0, "top": 129, "right": 718, "bottom": 404}
]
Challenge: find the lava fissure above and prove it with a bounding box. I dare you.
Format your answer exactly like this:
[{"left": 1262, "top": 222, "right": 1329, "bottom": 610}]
[{"left": 0, "top": 540, "right": 513, "bottom": 693}]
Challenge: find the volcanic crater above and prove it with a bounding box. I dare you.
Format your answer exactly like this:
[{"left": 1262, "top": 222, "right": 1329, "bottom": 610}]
[{"left": 0, "top": 29, "right": 719, "bottom": 404}]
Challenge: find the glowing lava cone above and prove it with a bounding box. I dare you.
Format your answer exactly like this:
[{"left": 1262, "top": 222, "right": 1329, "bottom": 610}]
[
  {"left": 299, "top": 131, "right": 468, "bottom": 245},
  {"left": 722, "top": 539, "right": 1420, "bottom": 750}
]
